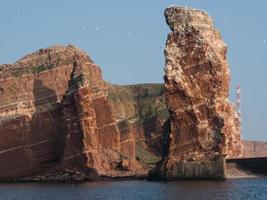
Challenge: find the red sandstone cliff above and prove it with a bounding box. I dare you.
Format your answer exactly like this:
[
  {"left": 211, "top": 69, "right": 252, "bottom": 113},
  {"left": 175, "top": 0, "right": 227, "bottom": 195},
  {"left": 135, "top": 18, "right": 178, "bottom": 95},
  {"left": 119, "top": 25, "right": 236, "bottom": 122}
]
[
  {"left": 107, "top": 84, "right": 167, "bottom": 158},
  {"left": 242, "top": 140, "right": 267, "bottom": 158},
  {"left": 149, "top": 6, "right": 243, "bottom": 180},
  {"left": 0, "top": 8, "right": 262, "bottom": 181},
  {"left": 0, "top": 45, "right": 141, "bottom": 181},
  {"left": 0, "top": 44, "right": 264, "bottom": 181}
]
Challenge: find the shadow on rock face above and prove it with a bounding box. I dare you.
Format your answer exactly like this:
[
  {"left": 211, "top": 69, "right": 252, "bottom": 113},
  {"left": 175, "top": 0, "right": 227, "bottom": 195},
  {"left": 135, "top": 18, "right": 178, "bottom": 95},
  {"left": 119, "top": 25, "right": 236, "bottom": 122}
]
[
  {"left": 162, "top": 118, "right": 171, "bottom": 158},
  {"left": 28, "top": 79, "right": 64, "bottom": 167}
]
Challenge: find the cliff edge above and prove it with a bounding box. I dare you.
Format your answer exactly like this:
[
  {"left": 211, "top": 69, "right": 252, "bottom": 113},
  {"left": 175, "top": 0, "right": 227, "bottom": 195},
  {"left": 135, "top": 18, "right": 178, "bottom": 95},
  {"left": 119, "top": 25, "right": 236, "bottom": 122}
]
[{"left": 0, "top": 45, "right": 143, "bottom": 181}]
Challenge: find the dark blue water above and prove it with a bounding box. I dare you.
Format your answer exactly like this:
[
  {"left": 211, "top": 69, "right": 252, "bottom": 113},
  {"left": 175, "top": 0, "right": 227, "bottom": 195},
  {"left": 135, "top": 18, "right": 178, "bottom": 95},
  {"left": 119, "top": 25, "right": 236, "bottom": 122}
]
[{"left": 0, "top": 178, "right": 266, "bottom": 200}]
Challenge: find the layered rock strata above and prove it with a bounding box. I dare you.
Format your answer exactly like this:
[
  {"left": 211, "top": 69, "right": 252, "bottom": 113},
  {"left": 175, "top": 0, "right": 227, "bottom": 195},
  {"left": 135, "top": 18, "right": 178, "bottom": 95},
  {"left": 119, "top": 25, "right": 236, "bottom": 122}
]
[
  {"left": 0, "top": 6, "right": 252, "bottom": 181},
  {"left": 0, "top": 42, "right": 260, "bottom": 181},
  {"left": 242, "top": 141, "right": 267, "bottom": 158},
  {"left": 0, "top": 45, "right": 140, "bottom": 180},
  {"left": 107, "top": 84, "right": 168, "bottom": 160},
  {"left": 149, "top": 6, "right": 243, "bottom": 180}
]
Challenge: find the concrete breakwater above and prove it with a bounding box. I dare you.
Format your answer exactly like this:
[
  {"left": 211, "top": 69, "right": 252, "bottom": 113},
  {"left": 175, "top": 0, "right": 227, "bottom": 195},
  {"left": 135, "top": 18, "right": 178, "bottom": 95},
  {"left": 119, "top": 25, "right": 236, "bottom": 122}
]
[{"left": 226, "top": 157, "right": 267, "bottom": 178}]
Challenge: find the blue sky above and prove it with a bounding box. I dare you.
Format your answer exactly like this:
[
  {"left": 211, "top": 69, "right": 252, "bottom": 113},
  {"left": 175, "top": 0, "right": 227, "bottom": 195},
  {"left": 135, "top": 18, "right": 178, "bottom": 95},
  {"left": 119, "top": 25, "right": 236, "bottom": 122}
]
[{"left": 1, "top": 0, "right": 267, "bottom": 141}]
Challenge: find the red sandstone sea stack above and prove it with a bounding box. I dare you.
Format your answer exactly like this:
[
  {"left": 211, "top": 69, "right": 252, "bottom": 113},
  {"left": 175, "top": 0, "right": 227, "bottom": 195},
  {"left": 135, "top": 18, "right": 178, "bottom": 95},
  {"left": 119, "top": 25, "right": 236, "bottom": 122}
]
[{"left": 149, "top": 6, "right": 243, "bottom": 180}]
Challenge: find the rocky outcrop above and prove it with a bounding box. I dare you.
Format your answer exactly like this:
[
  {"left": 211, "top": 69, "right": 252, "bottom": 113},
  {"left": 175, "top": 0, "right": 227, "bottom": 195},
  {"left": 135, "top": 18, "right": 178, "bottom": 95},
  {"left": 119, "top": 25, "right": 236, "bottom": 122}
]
[
  {"left": 0, "top": 43, "right": 262, "bottom": 181},
  {"left": 0, "top": 43, "right": 170, "bottom": 180},
  {"left": 107, "top": 84, "right": 168, "bottom": 160},
  {"left": 0, "top": 45, "right": 142, "bottom": 181},
  {"left": 149, "top": 6, "right": 243, "bottom": 180},
  {"left": 0, "top": 7, "right": 259, "bottom": 181}
]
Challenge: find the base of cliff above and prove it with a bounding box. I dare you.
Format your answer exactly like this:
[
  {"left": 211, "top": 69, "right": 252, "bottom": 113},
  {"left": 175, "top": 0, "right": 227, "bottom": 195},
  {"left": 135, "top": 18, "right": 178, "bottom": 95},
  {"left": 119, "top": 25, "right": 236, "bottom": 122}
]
[
  {"left": 148, "top": 156, "right": 226, "bottom": 181},
  {"left": 0, "top": 168, "right": 149, "bottom": 183}
]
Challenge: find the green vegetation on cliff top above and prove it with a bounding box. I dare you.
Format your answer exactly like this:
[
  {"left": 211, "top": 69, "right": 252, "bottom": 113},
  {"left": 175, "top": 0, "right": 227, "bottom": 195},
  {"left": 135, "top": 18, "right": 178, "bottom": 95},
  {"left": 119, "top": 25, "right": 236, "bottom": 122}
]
[{"left": 107, "top": 83, "right": 169, "bottom": 121}]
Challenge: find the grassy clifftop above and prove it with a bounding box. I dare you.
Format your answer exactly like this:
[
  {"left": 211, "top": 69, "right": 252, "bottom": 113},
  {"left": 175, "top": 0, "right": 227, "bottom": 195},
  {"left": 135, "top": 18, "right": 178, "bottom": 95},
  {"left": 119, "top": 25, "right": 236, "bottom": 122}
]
[{"left": 107, "top": 83, "right": 169, "bottom": 122}]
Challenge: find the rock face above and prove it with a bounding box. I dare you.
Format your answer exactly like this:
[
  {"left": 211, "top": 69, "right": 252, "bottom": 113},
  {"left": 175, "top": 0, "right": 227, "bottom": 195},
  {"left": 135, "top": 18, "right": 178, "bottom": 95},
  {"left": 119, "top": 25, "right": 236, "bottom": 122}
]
[
  {"left": 0, "top": 7, "right": 256, "bottom": 181},
  {"left": 242, "top": 141, "right": 267, "bottom": 158},
  {"left": 0, "top": 45, "right": 141, "bottom": 180},
  {"left": 149, "top": 6, "right": 243, "bottom": 180},
  {"left": 0, "top": 43, "right": 261, "bottom": 181},
  {"left": 107, "top": 84, "right": 168, "bottom": 159}
]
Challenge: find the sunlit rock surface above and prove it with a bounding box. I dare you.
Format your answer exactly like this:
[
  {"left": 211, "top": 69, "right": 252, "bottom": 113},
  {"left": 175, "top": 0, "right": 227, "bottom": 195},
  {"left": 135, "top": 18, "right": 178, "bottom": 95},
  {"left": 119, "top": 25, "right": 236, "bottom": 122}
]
[
  {"left": 0, "top": 45, "right": 143, "bottom": 181},
  {"left": 149, "top": 6, "right": 243, "bottom": 180}
]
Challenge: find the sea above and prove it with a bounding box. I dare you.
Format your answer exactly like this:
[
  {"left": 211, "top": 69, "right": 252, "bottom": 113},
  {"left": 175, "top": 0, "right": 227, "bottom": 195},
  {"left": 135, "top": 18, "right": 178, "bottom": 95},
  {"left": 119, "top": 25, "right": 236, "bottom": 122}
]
[{"left": 0, "top": 178, "right": 266, "bottom": 200}]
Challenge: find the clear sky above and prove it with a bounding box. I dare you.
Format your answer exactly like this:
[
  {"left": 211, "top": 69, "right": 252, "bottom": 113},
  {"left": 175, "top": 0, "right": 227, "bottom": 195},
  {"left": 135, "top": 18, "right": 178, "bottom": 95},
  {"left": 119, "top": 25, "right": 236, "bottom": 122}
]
[{"left": 1, "top": 0, "right": 267, "bottom": 141}]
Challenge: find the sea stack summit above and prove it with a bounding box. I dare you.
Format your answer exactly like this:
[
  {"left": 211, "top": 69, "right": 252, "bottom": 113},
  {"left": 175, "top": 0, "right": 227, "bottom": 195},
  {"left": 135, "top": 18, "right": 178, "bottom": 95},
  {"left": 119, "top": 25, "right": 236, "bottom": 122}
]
[{"left": 149, "top": 6, "right": 243, "bottom": 180}]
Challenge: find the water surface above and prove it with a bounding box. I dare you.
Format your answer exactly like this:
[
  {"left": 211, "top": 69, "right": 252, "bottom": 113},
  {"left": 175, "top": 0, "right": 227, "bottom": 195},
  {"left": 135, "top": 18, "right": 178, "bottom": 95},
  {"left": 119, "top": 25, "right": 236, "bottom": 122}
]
[{"left": 0, "top": 178, "right": 266, "bottom": 200}]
